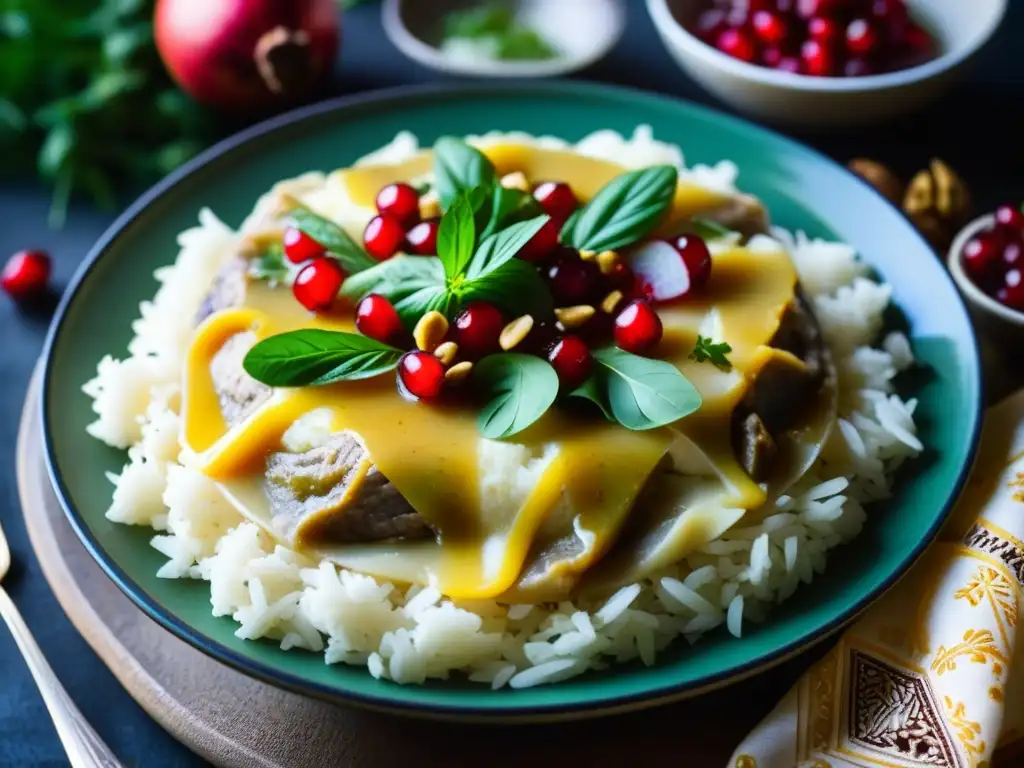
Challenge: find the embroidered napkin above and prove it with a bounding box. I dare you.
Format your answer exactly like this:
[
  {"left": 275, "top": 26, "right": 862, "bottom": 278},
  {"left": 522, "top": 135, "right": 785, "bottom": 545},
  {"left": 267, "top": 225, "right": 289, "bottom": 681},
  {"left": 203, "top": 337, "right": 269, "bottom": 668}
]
[{"left": 730, "top": 388, "right": 1024, "bottom": 768}]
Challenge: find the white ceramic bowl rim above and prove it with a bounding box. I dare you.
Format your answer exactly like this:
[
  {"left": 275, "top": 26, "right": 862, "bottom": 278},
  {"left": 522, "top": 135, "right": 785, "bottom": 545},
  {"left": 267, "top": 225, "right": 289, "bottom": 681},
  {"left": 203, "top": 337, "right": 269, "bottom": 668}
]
[
  {"left": 646, "top": 0, "right": 1008, "bottom": 92},
  {"left": 381, "top": 0, "right": 626, "bottom": 77},
  {"left": 947, "top": 214, "right": 1024, "bottom": 327}
]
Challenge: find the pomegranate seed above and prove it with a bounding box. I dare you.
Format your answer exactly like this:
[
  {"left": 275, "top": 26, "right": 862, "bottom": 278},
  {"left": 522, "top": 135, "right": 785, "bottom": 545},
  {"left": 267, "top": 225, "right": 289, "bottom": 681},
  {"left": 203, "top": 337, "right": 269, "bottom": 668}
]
[
  {"left": 520, "top": 319, "right": 559, "bottom": 357},
  {"left": 293, "top": 257, "right": 344, "bottom": 312},
  {"left": 843, "top": 58, "right": 876, "bottom": 77},
  {"left": 870, "top": 0, "right": 908, "bottom": 24},
  {"left": 283, "top": 227, "right": 325, "bottom": 264},
  {"left": 614, "top": 300, "right": 664, "bottom": 355},
  {"left": 800, "top": 39, "right": 835, "bottom": 76},
  {"left": 808, "top": 17, "right": 840, "bottom": 43},
  {"left": 605, "top": 261, "right": 638, "bottom": 295},
  {"left": 1004, "top": 241, "right": 1023, "bottom": 268},
  {"left": 995, "top": 204, "right": 1024, "bottom": 232},
  {"left": 776, "top": 55, "right": 803, "bottom": 73},
  {"left": 363, "top": 215, "right": 406, "bottom": 261},
  {"left": 533, "top": 182, "right": 579, "bottom": 227},
  {"left": 796, "top": 0, "right": 844, "bottom": 20},
  {"left": 398, "top": 351, "right": 446, "bottom": 400},
  {"left": 762, "top": 46, "right": 784, "bottom": 67},
  {"left": 547, "top": 253, "right": 601, "bottom": 305},
  {"left": 547, "top": 335, "right": 592, "bottom": 389},
  {"left": 517, "top": 219, "right": 560, "bottom": 262},
  {"left": 405, "top": 219, "right": 439, "bottom": 255},
  {"left": 1, "top": 249, "right": 51, "bottom": 299},
  {"left": 846, "top": 18, "right": 880, "bottom": 55},
  {"left": 903, "top": 22, "right": 932, "bottom": 54},
  {"left": 630, "top": 236, "right": 712, "bottom": 303},
  {"left": 453, "top": 301, "right": 505, "bottom": 358},
  {"left": 997, "top": 270, "right": 1024, "bottom": 311},
  {"left": 696, "top": 9, "right": 729, "bottom": 42},
  {"left": 961, "top": 231, "right": 1005, "bottom": 282},
  {"left": 776, "top": 0, "right": 796, "bottom": 13},
  {"left": 355, "top": 294, "right": 403, "bottom": 343},
  {"left": 716, "top": 28, "right": 758, "bottom": 63},
  {"left": 752, "top": 10, "right": 789, "bottom": 46},
  {"left": 375, "top": 183, "right": 420, "bottom": 227}
]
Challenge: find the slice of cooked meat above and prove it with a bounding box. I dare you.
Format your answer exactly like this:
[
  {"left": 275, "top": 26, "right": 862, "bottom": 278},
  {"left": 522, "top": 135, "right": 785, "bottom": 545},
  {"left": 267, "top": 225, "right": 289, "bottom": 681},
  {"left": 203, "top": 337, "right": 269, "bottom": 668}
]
[
  {"left": 265, "top": 432, "right": 431, "bottom": 545},
  {"left": 196, "top": 256, "right": 249, "bottom": 325},
  {"left": 205, "top": 318, "right": 427, "bottom": 545},
  {"left": 736, "top": 412, "right": 778, "bottom": 480},
  {"left": 210, "top": 331, "right": 271, "bottom": 426},
  {"left": 732, "top": 289, "right": 832, "bottom": 482}
]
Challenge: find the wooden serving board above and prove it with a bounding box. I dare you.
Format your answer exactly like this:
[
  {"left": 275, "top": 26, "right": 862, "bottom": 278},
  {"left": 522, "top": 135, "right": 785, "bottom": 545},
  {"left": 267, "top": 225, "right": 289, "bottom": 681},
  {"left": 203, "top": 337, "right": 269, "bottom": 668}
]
[{"left": 17, "top": 368, "right": 837, "bottom": 768}]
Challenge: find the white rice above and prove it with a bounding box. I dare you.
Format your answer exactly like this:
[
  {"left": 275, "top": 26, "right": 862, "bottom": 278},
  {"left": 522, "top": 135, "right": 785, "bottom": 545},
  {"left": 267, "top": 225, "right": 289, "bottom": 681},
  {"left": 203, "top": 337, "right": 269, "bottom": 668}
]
[{"left": 82, "top": 128, "right": 922, "bottom": 688}]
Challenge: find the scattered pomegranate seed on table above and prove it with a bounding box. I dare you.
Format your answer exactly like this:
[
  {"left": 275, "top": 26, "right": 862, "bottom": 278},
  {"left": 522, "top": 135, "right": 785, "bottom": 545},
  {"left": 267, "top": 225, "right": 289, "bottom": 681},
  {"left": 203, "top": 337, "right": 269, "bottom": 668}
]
[
  {"left": 614, "top": 300, "right": 664, "bottom": 355},
  {"left": 405, "top": 219, "right": 440, "bottom": 255},
  {"left": 960, "top": 203, "right": 1024, "bottom": 313},
  {"left": 292, "top": 256, "right": 344, "bottom": 312},
  {"left": 363, "top": 215, "right": 406, "bottom": 260},
  {"left": 1, "top": 249, "right": 51, "bottom": 300},
  {"left": 547, "top": 335, "right": 593, "bottom": 389},
  {"left": 694, "top": 0, "right": 936, "bottom": 78},
  {"left": 375, "top": 183, "right": 421, "bottom": 227},
  {"left": 355, "top": 294, "right": 404, "bottom": 343},
  {"left": 453, "top": 302, "right": 505, "bottom": 358},
  {"left": 398, "top": 351, "right": 446, "bottom": 400}
]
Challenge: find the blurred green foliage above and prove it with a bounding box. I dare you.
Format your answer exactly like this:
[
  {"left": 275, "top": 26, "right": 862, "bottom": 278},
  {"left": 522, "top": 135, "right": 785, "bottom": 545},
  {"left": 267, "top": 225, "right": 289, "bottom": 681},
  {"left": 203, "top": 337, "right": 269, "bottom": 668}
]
[{"left": 0, "top": 0, "right": 222, "bottom": 226}]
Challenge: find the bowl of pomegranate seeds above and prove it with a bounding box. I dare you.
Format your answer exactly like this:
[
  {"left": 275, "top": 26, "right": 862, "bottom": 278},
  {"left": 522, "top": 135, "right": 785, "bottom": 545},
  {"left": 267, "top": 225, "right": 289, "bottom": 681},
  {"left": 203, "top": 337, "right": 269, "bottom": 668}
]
[
  {"left": 948, "top": 205, "right": 1024, "bottom": 340},
  {"left": 647, "top": 0, "right": 1006, "bottom": 128}
]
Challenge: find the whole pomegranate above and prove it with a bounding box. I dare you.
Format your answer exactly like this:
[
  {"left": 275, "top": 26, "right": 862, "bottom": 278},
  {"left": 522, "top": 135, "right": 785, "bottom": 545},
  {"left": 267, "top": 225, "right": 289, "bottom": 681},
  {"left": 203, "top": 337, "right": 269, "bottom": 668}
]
[{"left": 154, "top": 0, "right": 340, "bottom": 112}]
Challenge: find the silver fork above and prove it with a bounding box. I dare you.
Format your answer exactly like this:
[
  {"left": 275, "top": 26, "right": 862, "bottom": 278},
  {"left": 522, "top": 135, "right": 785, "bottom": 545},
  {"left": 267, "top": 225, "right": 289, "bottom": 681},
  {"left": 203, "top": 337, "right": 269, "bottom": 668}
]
[{"left": 0, "top": 517, "right": 124, "bottom": 767}]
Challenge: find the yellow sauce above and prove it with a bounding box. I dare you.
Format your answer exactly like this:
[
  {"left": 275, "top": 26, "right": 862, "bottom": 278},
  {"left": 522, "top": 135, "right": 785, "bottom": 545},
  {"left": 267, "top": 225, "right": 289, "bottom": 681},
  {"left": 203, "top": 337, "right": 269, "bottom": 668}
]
[{"left": 179, "top": 142, "right": 803, "bottom": 601}]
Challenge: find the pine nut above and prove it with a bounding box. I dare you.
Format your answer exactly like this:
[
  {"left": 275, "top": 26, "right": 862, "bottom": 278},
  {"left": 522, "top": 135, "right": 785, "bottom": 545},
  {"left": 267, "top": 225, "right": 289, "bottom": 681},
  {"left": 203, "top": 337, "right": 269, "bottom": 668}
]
[
  {"left": 499, "top": 315, "right": 534, "bottom": 350},
  {"left": 554, "top": 305, "right": 596, "bottom": 328},
  {"left": 596, "top": 250, "right": 619, "bottom": 275},
  {"left": 413, "top": 311, "right": 449, "bottom": 352},
  {"left": 601, "top": 290, "right": 624, "bottom": 314},
  {"left": 445, "top": 361, "right": 474, "bottom": 382},
  {"left": 434, "top": 341, "right": 458, "bottom": 366},
  {"left": 500, "top": 171, "right": 530, "bottom": 192}
]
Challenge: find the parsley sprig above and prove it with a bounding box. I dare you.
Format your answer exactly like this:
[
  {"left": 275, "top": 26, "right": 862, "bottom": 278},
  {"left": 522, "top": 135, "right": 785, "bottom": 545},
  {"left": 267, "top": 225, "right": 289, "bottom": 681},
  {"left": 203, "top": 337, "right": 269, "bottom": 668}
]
[{"left": 689, "top": 336, "right": 733, "bottom": 371}]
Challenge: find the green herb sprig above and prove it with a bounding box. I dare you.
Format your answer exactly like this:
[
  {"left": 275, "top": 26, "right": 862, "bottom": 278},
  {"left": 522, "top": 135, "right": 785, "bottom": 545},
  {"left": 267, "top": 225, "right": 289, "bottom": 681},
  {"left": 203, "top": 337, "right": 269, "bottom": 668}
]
[
  {"left": 243, "top": 330, "right": 404, "bottom": 387},
  {"left": 0, "top": 0, "right": 223, "bottom": 227},
  {"left": 442, "top": 3, "right": 557, "bottom": 62},
  {"left": 689, "top": 336, "right": 733, "bottom": 371}
]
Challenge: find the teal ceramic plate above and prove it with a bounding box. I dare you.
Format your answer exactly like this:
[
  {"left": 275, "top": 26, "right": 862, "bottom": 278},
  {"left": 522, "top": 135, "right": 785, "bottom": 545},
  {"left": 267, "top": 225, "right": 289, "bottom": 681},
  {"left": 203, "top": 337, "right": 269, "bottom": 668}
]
[{"left": 42, "top": 82, "right": 982, "bottom": 721}]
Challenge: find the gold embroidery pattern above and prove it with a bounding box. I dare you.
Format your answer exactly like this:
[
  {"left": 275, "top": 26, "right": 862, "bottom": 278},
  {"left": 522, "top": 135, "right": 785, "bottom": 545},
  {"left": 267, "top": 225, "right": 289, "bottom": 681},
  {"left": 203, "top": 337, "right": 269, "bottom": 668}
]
[
  {"left": 809, "top": 649, "right": 839, "bottom": 752},
  {"left": 954, "top": 565, "right": 1019, "bottom": 647},
  {"left": 944, "top": 697, "right": 987, "bottom": 768},
  {"left": 930, "top": 629, "right": 1008, "bottom": 676},
  {"left": 1010, "top": 472, "right": 1024, "bottom": 503},
  {"left": 962, "top": 524, "right": 1024, "bottom": 596},
  {"left": 847, "top": 650, "right": 962, "bottom": 767}
]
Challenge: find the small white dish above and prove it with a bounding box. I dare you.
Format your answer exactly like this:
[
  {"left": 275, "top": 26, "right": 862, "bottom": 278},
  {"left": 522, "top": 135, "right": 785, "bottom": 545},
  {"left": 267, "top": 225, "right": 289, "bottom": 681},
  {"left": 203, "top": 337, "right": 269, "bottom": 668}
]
[
  {"left": 947, "top": 214, "right": 1024, "bottom": 344},
  {"left": 382, "top": 0, "right": 625, "bottom": 78},
  {"left": 646, "top": 0, "right": 1007, "bottom": 129}
]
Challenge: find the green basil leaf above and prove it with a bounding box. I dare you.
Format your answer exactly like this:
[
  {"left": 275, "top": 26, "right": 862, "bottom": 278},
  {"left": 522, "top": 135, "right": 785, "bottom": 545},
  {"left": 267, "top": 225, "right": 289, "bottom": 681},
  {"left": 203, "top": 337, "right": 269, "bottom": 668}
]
[
  {"left": 248, "top": 243, "right": 289, "bottom": 283},
  {"left": 340, "top": 255, "right": 446, "bottom": 303},
  {"left": 590, "top": 347, "right": 702, "bottom": 430},
  {"left": 433, "top": 137, "right": 496, "bottom": 210},
  {"left": 290, "top": 209, "right": 377, "bottom": 274},
  {"left": 560, "top": 207, "right": 581, "bottom": 241},
  {"left": 567, "top": 165, "right": 678, "bottom": 252},
  {"left": 394, "top": 284, "right": 456, "bottom": 327},
  {"left": 479, "top": 184, "right": 540, "bottom": 239},
  {"left": 466, "top": 214, "right": 549, "bottom": 279},
  {"left": 473, "top": 353, "right": 559, "bottom": 439},
  {"left": 243, "top": 330, "right": 403, "bottom": 387},
  {"left": 436, "top": 192, "right": 477, "bottom": 279},
  {"left": 458, "top": 258, "right": 552, "bottom": 317},
  {"left": 568, "top": 375, "right": 614, "bottom": 422}
]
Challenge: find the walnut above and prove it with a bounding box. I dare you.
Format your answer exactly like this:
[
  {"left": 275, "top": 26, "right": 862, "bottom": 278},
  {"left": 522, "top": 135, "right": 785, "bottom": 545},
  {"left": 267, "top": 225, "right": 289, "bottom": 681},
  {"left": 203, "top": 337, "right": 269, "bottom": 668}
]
[
  {"left": 902, "top": 159, "right": 972, "bottom": 251},
  {"left": 848, "top": 159, "right": 904, "bottom": 205}
]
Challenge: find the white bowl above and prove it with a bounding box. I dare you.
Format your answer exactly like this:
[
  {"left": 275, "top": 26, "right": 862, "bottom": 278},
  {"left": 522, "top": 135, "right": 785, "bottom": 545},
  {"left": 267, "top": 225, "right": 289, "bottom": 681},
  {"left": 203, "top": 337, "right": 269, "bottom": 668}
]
[
  {"left": 382, "top": 0, "right": 625, "bottom": 78},
  {"left": 646, "top": 0, "right": 1007, "bottom": 129},
  {"left": 947, "top": 214, "right": 1024, "bottom": 345}
]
